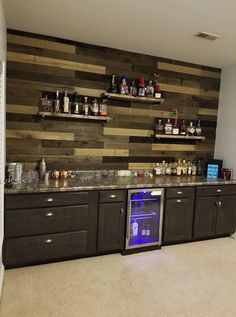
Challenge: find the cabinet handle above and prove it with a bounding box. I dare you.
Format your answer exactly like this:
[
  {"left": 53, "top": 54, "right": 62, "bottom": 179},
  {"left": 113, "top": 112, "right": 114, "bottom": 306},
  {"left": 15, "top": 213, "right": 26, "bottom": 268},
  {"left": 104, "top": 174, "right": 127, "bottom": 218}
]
[
  {"left": 110, "top": 194, "right": 117, "bottom": 199},
  {"left": 216, "top": 189, "right": 222, "bottom": 193},
  {"left": 218, "top": 201, "right": 222, "bottom": 207},
  {"left": 44, "top": 239, "right": 53, "bottom": 244},
  {"left": 215, "top": 201, "right": 218, "bottom": 206},
  {"left": 45, "top": 198, "right": 54, "bottom": 202},
  {"left": 120, "top": 208, "right": 124, "bottom": 216},
  {"left": 176, "top": 199, "right": 182, "bottom": 203},
  {"left": 177, "top": 191, "right": 183, "bottom": 195},
  {"left": 45, "top": 212, "right": 54, "bottom": 217}
]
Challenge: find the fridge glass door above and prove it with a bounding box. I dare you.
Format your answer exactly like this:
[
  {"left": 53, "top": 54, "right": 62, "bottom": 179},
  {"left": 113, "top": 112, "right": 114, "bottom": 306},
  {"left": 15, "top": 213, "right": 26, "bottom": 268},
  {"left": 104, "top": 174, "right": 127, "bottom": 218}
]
[{"left": 126, "top": 189, "right": 163, "bottom": 249}]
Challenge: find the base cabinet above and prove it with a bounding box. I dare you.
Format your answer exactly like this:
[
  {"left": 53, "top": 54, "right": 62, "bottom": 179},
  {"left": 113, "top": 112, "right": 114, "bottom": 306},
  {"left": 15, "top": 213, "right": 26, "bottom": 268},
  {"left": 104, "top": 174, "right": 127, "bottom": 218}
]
[{"left": 215, "top": 195, "right": 236, "bottom": 235}]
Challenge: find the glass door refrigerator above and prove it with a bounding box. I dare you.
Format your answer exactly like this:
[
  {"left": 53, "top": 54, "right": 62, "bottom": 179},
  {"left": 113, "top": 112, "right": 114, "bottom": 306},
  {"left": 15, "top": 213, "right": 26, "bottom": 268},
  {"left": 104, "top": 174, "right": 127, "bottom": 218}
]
[{"left": 125, "top": 188, "right": 164, "bottom": 251}]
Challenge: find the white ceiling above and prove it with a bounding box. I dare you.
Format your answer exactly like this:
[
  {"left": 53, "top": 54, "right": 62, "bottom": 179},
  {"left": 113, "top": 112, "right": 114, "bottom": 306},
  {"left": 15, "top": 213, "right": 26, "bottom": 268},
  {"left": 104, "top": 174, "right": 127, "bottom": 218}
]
[{"left": 3, "top": 0, "right": 236, "bottom": 68}]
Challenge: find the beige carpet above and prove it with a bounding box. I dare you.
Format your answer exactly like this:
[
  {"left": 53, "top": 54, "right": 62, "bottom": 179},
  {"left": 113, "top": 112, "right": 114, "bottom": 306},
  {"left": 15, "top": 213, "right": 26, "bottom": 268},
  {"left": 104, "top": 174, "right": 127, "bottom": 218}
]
[{"left": 1, "top": 237, "right": 236, "bottom": 317}]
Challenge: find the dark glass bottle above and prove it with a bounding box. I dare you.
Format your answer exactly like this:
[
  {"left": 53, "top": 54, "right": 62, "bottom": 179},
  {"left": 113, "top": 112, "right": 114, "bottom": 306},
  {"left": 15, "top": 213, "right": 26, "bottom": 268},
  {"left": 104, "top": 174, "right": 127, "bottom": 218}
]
[
  {"left": 72, "top": 92, "right": 79, "bottom": 114},
  {"left": 196, "top": 159, "right": 202, "bottom": 176},
  {"left": 129, "top": 81, "right": 137, "bottom": 96},
  {"left": 138, "top": 77, "right": 146, "bottom": 97},
  {"left": 155, "top": 119, "right": 164, "bottom": 134},
  {"left": 154, "top": 83, "right": 162, "bottom": 99},
  {"left": 180, "top": 120, "right": 187, "bottom": 136},
  {"left": 109, "top": 74, "right": 118, "bottom": 94},
  {"left": 196, "top": 120, "right": 202, "bottom": 136}
]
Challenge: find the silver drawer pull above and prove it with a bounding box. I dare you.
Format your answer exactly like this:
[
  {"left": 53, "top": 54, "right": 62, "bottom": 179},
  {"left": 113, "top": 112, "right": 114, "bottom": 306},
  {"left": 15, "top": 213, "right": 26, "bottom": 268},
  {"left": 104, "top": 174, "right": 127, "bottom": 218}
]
[
  {"left": 44, "top": 239, "right": 53, "bottom": 244},
  {"left": 45, "top": 212, "right": 54, "bottom": 217},
  {"left": 45, "top": 198, "right": 54, "bottom": 202},
  {"left": 177, "top": 191, "right": 183, "bottom": 195},
  {"left": 218, "top": 201, "right": 222, "bottom": 207},
  {"left": 120, "top": 208, "right": 124, "bottom": 216},
  {"left": 216, "top": 189, "right": 221, "bottom": 193},
  {"left": 176, "top": 199, "right": 182, "bottom": 203},
  {"left": 110, "top": 194, "right": 117, "bottom": 199}
]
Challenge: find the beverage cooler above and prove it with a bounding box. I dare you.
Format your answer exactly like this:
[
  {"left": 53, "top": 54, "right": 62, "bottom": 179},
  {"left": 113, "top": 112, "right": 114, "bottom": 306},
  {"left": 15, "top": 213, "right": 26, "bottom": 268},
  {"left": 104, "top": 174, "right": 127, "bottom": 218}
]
[{"left": 125, "top": 188, "right": 164, "bottom": 250}]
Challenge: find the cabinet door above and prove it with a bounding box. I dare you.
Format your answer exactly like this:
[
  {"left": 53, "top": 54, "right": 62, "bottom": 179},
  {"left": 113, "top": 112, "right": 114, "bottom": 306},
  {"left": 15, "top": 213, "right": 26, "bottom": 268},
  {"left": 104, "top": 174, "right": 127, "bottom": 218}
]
[
  {"left": 216, "top": 195, "right": 236, "bottom": 235},
  {"left": 163, "top": 198, "right": 194, "bottom": 243},
  {"left": 97, "top": 202, "right": 126, "bottom": 252},
  {"left": 193, "top": 197, "right": 216, "bottom": 239}
]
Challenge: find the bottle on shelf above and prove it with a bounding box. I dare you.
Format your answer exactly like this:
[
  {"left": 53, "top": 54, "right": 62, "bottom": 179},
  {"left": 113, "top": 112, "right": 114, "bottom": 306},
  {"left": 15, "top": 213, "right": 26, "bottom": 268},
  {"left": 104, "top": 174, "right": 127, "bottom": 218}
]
[
  {"left": 63, "top": 90, "right": 70, "bottom": 114},
  {"left": 138, "top": 77, "right": 146, "bottom": 97},
  {"left": 132, "top": 220, "right": 139, "bottom": 237},
  {"left": 155, "top": 162, "right": 162, "bottom": 176},
  {"left": 146, "top": 222, "right": 151, "bottom": 236},
  {"left": 53, "top": 90, "right": 61, "bottom": 114},
  {"left": 72, "top": 92, "right": 79, "bottom": 114},
  {"left": 109, "top": 74, "right": 118, "bottom": 94},
  {"left": 187, "top": 121, "right": 196, "bottom": 136},
  {"left": 180, "top": 120, "right": 187, "bottom": 136},
  {"left": 92, "top": 98, "right": 99, "bottom": 116},
  {"left": 39, "top": 158, "right": 46, "bottom": 180},
  {"left": 141, "top": 223, "right": 146, "bottom": 236},
  {"left": 196, "top": 120, "right": 202, "bottom": 136},
  {"left": 99, "top": 99, "right": 108, "bottom": 116},
  {"left": 146, "top": 80, "right": 154, "bottom": 97},
  {"left": 154, "top": 83, "right": 162, "bottom": 99},
  {"left": 164, "top": 119, "right": 173, "bottom": 135},
  {"left": 187, "top": 161, "right": 192, "bottom": 176},
  {"left": 182, "top": 160, "right": 188, "bottom": 176},
  {"left": 172, "top": 124, "right": 179, "bottom": 135},
  {"left": 166, "top": 163, "right": 172, "bottom": 176},
  {"left": 155, "top": 119, "right": 164, "bottom": 134},
  {"left": 161, "top": 160, "right": 166, "bottom": 175},
  {"left": 83, "top": 96, "right": 89, "bottom": 116},
  {"left": 171, "top": 162, "right": 177, "bottom": 176},
  {"left": 196, "top": 159, "right": 202, "bottom": 176},
  {"left": 119, "top": 76, "right": 129, "bottom": 95},
  {"left": 38, "top": 94, "right": 52, "bottom": 113},
  {"left": 192, "top": 161, "right": 197, "bottom": 176},
  {"left": 129, "top": 81, "right": 137, "bottom": 96},
  {"left": 176, "top": 159, "right": 182, "bottom": 176}
]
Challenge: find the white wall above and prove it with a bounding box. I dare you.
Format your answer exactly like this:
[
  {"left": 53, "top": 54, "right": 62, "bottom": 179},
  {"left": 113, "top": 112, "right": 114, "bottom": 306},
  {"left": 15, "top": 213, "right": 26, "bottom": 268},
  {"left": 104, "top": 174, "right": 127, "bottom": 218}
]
[
  {"left": 214, "top": 65, "right": 236, "bottom": 174},
  {"left": 0, "top": 0, "right": 6, "bottom": 299}
]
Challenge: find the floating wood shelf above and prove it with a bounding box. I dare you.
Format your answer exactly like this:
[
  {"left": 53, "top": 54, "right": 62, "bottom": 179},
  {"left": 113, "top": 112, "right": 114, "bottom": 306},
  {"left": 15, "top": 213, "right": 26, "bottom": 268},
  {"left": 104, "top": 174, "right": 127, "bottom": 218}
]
[
  {"left": 154, "top": 134, "right": 205, "bottom": 141},
  {"left": 103, "top": 92, "right": 164, "bottom": 104},
  {"left": 38, "top": 112, "right": 111, "bottom": 122}
]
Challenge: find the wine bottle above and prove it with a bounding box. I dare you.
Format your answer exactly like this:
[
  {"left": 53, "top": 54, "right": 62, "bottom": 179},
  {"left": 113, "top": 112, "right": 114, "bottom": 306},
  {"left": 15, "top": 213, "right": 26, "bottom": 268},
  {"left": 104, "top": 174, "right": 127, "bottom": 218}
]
[
  {"left": 63, "top": 90, "right": 70, "bottom": 113},
  {"left": 109, "top": 74, "right": 118, "bottom": 94},
  {"left": 196, "top": 120, "right": 202, "bottom": 136},
  {"left": 138, "top": 77, "right": 146, "bottom": 97},
  {"left": 54, "top": 90, "right": 61, "bottom": 114}
]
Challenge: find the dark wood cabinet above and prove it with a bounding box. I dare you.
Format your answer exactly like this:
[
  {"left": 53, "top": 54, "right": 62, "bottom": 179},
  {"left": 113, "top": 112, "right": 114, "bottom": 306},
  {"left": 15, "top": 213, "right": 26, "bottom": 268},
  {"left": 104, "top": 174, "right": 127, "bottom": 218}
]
[
  {"left": 163, "top": 197, "right": 194, "bottom": 243},
  {"left": 215, "top": 195, "right": 236, "bottom": 235}
]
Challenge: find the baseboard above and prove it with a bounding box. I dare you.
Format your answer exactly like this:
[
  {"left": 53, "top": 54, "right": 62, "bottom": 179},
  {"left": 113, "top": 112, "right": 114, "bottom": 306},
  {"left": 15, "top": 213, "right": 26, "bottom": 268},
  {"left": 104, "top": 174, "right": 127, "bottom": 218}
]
[{"left": 0, "top": 263, "right": 4, "bottom": 301}]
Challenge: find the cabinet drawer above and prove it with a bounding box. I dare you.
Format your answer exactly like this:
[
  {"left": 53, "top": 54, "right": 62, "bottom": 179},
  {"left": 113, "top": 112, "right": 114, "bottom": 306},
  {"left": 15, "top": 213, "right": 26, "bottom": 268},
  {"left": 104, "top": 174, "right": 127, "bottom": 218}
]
[
  {"left": 196, "top": 185, "right": 236, "bottom": 197},
  {"left": 4, "top": 231, "right": 87, "bottom": 268},
  {"left": 99, "top": 190, "right": 126, "bottom": 203},
  {"left": 5, "top": 191, "right": 89, "bottom": 210},
  {"left": 166, "top": 187, "right": 195, "bottom": 198},
  {"left": 5, "top": 205, "right": 88, "bottom": 238}
]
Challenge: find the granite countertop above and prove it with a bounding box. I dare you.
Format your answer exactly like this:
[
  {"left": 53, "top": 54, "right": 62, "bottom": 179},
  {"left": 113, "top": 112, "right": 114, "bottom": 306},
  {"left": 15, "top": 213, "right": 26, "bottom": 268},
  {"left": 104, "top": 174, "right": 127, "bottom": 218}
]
[{"left": 5, "top": 176, "right": 236, "bottom": 194}]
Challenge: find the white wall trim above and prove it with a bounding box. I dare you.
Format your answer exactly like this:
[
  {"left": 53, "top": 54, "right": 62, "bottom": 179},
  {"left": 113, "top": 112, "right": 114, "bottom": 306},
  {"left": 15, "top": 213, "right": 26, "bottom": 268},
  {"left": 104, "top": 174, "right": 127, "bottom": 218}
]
[{"left": 0, "top": 263, "right": 4, "bottom": 301}]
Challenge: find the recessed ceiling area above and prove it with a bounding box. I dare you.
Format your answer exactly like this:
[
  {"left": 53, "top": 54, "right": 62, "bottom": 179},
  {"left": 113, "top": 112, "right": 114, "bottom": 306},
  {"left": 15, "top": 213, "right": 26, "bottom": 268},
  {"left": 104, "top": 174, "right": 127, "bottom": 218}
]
[{"left": 3, "top": 0, "right": 236, "bottom": 68}]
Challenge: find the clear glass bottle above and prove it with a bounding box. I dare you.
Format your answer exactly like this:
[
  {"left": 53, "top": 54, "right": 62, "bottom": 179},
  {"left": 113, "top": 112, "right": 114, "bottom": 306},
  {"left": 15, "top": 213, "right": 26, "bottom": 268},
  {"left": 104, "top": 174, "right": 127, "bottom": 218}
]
[
  {"left": 109, "top": 74, "right": 118, "bottom": 94},
  {"left": 63, "top": 90, "right": 70, "bottom": 113},
  {"left": 155, "top": 119, "right": 164, "bottom": 134},
  {"left": 172, "top": 124, "right": 179, "bottom": 135},
  {"left": 138, "top": 77, "right": 146, "bottom": 97},
  {"left": 176, "top": 159, "right": 182, "bottom": 176},
  {"left": 166, "top": 163, "right": 172, "bottom": 176},
  {"left": 146, "top": 222, "right": 151, "bottom": 236},
  {"left": 187, "top": 161, "right": 192, "bottom": 176},
  {"left": 180, "top": 120, "right": 187, "bottom": 136},
  {"left": 164, "top": 119, "right": 173, "bottom": 135},
  {"left": 172, "top": 162, "right": 177, "bottom": 176},
  {"left": 54, "top": 90, "right": 61, "bottom": 114},
  {"left": 129, "top": 81, "right": 137, "bottom": 96},
  {"left": 187, "top": 121, "right": 196, "bottom": 136},
  {"left": 155, "top": 162, "right": 162, "bottom": 176},
  {"left": 161, "top": 160, "right": 166, "bottom": 175},
  {"left": 99, "top": 99, "right": 108, "bottom": 116},
  {"left": 146, "top": 80, "right": 154, "bottom": 97},
  {"left": 192, "top": 161, "right": 197, "bottom": 176},
  {"left": 182, "top": 159, "right": 188, "bottom": 176},
  {"left": 83, "top": 96, "right": 89, "bottom": 116},
  {"left": 92, "top": 98, "right": 99, "bottom": 116},
  {"left": 119, "top": 76, "right": 129, "bottom": 95},
  {"left": 72, "top": 92, "right": 79, "bottom": 114},
  {"left": 196, "top": 120, "right": 202, "bottom": 136}
]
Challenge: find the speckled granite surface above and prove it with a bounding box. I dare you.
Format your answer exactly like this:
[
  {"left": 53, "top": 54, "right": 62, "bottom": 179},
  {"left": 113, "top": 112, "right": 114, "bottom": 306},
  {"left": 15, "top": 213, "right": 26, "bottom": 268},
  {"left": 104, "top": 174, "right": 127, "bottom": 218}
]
[{"left": 4, "top": 176, "right": 236, "bottom": 194}]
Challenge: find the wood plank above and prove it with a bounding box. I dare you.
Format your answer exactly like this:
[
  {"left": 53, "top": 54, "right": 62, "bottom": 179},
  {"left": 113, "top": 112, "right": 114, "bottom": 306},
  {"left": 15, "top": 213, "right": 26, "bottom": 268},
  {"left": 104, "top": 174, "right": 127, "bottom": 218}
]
[
  {"left": 103, "top": 127, "right": 152, "bottom": 137},
  {"left": 7, "top": 52, "right": 106, "bottom": 75},
  {"left": 6, "top": 104, "right": 37, "bottom": 115},
  {"left": 128, "top": 163, "right": 156, "bottom": 170},
  {"left": 158, "top": 61, "right": 221, "bottom": 79},
  {"left": 74, "top": 148, "right": 129, "bottom": 157},
  {"left": 198, "top": 108, "right": 218, "bottom": 116},
  {"left": 8, "top": 34, "right": 76, "bottom": 54},
  {"left": 151, "top": 143, "right": 214, "bottom": 152},
  {"left": 160, "top": 83, "right": 219, "bottom": 99},
  {"left": 6, "top": 129, "right": 74, "bottom": 141}
]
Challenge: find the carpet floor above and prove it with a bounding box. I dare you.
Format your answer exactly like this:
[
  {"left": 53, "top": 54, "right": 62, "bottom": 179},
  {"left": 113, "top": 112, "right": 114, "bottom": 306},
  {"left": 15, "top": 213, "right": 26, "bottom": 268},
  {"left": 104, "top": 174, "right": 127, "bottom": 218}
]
[{"left": 1, "top": 237, "right": 236, "bottom": 317}]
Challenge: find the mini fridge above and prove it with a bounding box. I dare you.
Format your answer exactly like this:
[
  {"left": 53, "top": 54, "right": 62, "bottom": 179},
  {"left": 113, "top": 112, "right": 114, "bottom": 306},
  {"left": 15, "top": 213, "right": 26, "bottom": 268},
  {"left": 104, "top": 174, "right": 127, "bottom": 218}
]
[{"left": 125, "top": 188, "right": 164, "bottom": 250}]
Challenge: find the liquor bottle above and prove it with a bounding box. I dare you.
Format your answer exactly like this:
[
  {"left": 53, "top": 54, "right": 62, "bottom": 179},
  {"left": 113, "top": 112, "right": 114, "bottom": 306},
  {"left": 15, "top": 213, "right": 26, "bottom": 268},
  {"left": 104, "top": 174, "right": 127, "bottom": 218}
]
[
  {"left": 146, "top": 222, "right": 151, "bottom": 236},
  {"left": 119, "top": 76, "right": 129, "bottom": 95},
  {"left": 187, "top": 121, "right": 196, "bottom": 136},
  {"left": 196, "top": 120, "right": 202, "bottom": 136},
  {"left": 109, "top": 74, "right": 118, "bottom": 94},
  {"left": 161, "top": 160, "right": 166, "bottom": 175},
  {"left": 196, "top": 159, "right": 202, "bottom": 176},
  {"left": 54, "top": 90, "right": 61, "bottom": 114},
  {"left": 83, "top": 96, "right": 89, "bottom": 116},
  {"left": 155, "top": 119, "right": 164, "bottom": 134},
  {"left": 99, "top": 99, "right": 108, "bottom": 116},
  {"left": 92, "top": 98, "right": 99, "bottom": 116},
  {"left": 176, "top": 159, "right": 182, "bottom": 176},
  {"left": 141, "top": 223, "right": 146, "bottom": 236},
  {"left": 38, "top": 94, "right": 52, "bottom": 113},
  {"left": 63, "top": 90, "right": 70, "bottom": 113},
  {"left": 39, "top": 158, "right": 46, "bottom": 180},
  {"left": 132, "top": 220, "right": 138, "bottom": 237},
  {"left": 172, "top": 124, "right": 179, "bottom": 135},
  {"left": 72, "top": 92, "right": 79, "bottom": 114},
  {"left": 154, "top": 83, "right": 162, "bottom": 99},
  {"left": 180, "top": 120, "right": 187, "bottom": 136},
  {"left": 187, "top": 161, "right": 192, "bottom": 176},
  {"left": 146, "top": 80, "right": 154, "bottom": 97},
  {"left": 172, "top": 162, "right": 177, "bottom": 176},
  {"left": 129, "top": 81, "right": 137, "bottom": 96},
  {"left": 155, "top": 162, "right": 162, "bottom": 176},
  {"left": 166, "top": 163, "right": 172, "bottom": 176},
  {"left": 182, "top": 160, "right": 188, "bottom": 176},
  {"left": 164, "top": 119, "right": 172, "bottom": 135},
  {"left": 138, "top": 77, "right": 146, "bottom": 97},
  {"left": 192, "top": 161, "right": 197, "bottom": 176}
]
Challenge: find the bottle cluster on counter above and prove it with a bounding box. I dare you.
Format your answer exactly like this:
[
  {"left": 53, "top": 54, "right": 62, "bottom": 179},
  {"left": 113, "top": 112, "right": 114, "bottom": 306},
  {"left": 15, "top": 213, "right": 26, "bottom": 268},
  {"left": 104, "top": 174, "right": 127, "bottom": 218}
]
[
  {"left": 109, "top": 74, "right": 162, "bottom": 98},
  {"left": 154, "top": 159, "right": 202, "bottom": 176},
  {"left": 39, "top": 91, "right": 108, "bottom": 117},
  {"left": 155, "top": 119, "right": 202, "bottom": 136}
]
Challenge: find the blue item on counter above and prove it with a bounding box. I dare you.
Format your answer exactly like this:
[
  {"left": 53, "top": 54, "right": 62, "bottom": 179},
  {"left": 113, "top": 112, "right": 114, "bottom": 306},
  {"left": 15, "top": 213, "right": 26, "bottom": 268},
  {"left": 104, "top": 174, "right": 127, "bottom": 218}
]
[{"left": 207, "top": 164, "right": 219, "bottom": 179}]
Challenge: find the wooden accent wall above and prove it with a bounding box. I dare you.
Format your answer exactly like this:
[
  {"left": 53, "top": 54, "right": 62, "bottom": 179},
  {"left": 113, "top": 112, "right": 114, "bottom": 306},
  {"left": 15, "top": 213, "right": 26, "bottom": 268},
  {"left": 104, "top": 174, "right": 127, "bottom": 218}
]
[{"left": 6, "top": 30, "right": 221, "bottom": 170}]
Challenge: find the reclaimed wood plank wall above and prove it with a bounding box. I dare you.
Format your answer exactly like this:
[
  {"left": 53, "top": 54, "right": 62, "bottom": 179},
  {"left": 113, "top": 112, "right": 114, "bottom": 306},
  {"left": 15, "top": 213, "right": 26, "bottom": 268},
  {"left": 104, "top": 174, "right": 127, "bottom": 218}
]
[{"left": 6, "top": 30, "right": 221, "bottom": 170}]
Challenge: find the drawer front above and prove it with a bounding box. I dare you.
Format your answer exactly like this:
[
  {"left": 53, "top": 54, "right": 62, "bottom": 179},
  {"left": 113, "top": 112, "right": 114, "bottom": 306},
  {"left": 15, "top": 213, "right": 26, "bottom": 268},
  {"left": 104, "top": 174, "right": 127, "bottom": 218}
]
[
  {"left": 196, "top": 185, "right": 236, "bottom": 197},
  {"left": 5, "top": 205, "right": 88, "bottom": 238},
  {"left": 99, "top": 190, "right": 126, "bottom": 203},
  {"left": 4, "top": 231, "right": 87, "bottom": 268},
  {"left": 5, "top": 191, "right": 89, "bottom": 209},
  {"left": 166, "top": 187, "right": 195, "bottom": 199}
]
